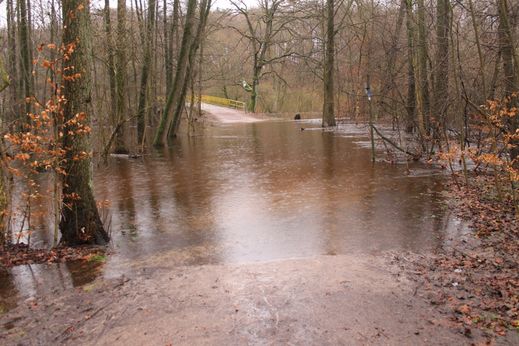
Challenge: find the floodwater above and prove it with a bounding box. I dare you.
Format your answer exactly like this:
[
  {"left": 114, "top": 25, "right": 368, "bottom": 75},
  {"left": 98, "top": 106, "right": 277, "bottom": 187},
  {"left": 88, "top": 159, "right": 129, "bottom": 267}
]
[{"left": 0, "top": 119, "right": 467, "bottom": 312}]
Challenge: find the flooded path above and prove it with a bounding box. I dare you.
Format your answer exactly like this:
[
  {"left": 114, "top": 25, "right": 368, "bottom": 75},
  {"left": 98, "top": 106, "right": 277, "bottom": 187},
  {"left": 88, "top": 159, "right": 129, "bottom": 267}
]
[
  {"left": 201, "top": 103, "right": 263, "bottom": 123},
  {"left": 0, "top": 111, "right": 475, "bottom": 344}
]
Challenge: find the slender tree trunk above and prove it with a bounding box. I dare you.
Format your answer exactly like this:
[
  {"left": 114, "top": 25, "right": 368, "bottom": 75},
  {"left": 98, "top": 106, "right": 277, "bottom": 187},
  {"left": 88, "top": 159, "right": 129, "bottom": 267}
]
[
  {"left": 163, "top": 0, "right": 169, "bottom": 94},
  {"left": 6, "top": 0, "right": 18, "bottom": 124},
  {"left": 165, "top": 0, "right": 180, "bottom": 95},
  {"left": 60, "top": 0, "right": 109, "bottom": 245},
  {"left": 468, "top": 0, "right": 486, "bottom": 99},
  {"left": 154, "top": 0, "right": 198, "bottom": 146},
  {"left": 249, "top": 65, "right": 260, "bottom": 113},
  {"left": 0, "top": 56, "right": 10, "bottom": 245},
  {"left": 18, "top": 0, "right": 32, "bottom": 119},
  {"left": 404, "top": 0, "right": 416, "bottom": 133},
  {"left": 416, "top": 0, "right": 430, "bottom": 132},
  {"left": 104, "top": 0, "right": 117, "bottom": 126},
  {"left": 432, "top": 0, "right": 450, "bottom": 125},
  {"left": 115, "top": 0, "right": 129, "bottom": 153},
  {"left": 322, "top": 0, "right": 336, "bottom": 127},
  {"left": 380, "top": 0, "right": 405, "bottom": 108},
  {"left": 137, "top": 0, "right": 157, "bottom": 143},
  {"left": 170, "top": 0, "right": 212, "bottom": 137}
]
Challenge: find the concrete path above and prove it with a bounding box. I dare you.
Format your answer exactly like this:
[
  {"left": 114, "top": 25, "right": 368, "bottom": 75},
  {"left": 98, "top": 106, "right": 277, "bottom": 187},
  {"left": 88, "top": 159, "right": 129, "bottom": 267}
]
[
  {"left": 0, "top": 254, "right": 486, "bottom": 345},
  {"left": 201, "top": 103, "right": 263, "bottom": 123}
]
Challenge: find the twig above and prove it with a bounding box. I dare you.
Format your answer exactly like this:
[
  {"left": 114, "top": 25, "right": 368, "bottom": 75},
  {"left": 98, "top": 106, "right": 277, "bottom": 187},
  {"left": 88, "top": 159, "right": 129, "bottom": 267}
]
[
  {"left": 101, "top": 114, "right": 139, "bottom": 160},
  {"left": 371, "top": 125, "right": 421, "bottom": 160}
]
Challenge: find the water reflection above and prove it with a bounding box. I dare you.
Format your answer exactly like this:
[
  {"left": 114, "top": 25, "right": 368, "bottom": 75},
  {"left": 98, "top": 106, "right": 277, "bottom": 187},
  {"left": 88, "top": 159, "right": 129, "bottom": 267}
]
[
  {"left": 1, "top": 120, "right": 467, "bottom": 306},
  {"left": 0, "top": 261, "right": 102, "bottom": 313},
  {"left": 99, "top": 120, "right": 465, "bottom": 262}
]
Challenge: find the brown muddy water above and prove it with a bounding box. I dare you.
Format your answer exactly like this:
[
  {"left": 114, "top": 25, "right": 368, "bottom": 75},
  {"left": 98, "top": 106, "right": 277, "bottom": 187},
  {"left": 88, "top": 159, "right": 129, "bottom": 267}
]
[{"left": 0, "top": 119, "right": 467, "bottom": 312}]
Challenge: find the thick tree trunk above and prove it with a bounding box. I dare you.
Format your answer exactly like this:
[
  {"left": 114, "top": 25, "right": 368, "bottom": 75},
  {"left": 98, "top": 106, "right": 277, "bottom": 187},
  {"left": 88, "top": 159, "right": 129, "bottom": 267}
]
[
  {"left": 137, "top": 0, "right": 157, "bottom": 143},
  {"left": 322, "top": 0, "right": 336, "bottom": 127},
  {"left": 60, "top": 0, "right": 109, "bottom": 246}
]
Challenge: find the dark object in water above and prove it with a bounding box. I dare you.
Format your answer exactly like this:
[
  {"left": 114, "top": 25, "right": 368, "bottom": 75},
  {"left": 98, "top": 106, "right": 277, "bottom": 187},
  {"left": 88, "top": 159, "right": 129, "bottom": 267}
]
[
  {"left": 300, "top": 128, "right": 305, "bottom": 131},
  {"left": 294, "top": 113, "right": 301, "bottom": 120}
]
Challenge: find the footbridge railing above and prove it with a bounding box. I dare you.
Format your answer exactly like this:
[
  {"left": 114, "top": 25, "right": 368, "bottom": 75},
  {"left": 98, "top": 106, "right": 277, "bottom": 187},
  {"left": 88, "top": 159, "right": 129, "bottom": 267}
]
[{"left": 199, "top": 95, "right": 247, "bottom": 112}]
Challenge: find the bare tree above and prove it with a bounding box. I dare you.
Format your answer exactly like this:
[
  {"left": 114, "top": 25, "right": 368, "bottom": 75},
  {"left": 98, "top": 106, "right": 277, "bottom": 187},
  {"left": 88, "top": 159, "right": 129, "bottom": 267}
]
[
  {"left": 230, "top": 0, "right": 295, "bottom": 112},
  {"left": 154, "top": 0, "right": 212, "bottom": 146},
  {"left": 137, "top": 0, "right": 157, "bottom": 144}
]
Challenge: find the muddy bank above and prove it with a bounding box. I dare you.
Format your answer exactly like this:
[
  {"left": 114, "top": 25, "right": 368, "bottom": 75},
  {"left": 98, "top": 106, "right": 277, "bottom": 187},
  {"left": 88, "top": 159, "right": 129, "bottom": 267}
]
[
  {"left": 0, "top": 253, "right": 485, "bottom": 345},
  {"left": 395, "top": 175, "right": 519, "bottom": 340}
]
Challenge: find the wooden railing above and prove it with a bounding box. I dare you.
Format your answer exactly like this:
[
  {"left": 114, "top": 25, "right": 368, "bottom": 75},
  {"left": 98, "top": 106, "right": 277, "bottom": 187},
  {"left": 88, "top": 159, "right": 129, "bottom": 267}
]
[{"left": 199, "top": 95, "right": 246, "bottom": 111}]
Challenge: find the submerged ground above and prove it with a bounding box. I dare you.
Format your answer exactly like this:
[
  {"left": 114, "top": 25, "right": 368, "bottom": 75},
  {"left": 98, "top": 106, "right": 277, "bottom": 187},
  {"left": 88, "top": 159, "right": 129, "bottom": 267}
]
[{"left": 1, "top": 105, "right": 515, "bottom": 344}]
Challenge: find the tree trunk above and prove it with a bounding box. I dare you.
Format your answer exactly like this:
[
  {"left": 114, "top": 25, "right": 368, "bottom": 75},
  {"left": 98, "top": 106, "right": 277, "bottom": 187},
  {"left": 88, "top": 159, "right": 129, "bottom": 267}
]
[
  {"left": 104, "top": 0, "right": 117, "bottom": 127},
  {"left": 404, "top": 0, "right": 416, "bottom": 133},
  {"left": 6, "top": 0, "right": 18, "bottom": 125},
  {"left": 416, "top": 0, "right": 430, "bottom": 132},
  {"left": 249, "top": 66, "right": 260, "bottom": 113},
  {"left": 165, "top": 0, "right": 180, "bottom": 95},
  {"left": 60, "top": 0, "right": 109, "bottom": 246},
  {"left": 137, "top": 0, "right": 157, "bottom": 143},
  {"left": 153, "top": 0, "right": 198, "bottom": 146},
  {"left": 468, "top": 0, "right": 486, "bottom": 100},
  {"left": 497, "top": 0, "right": 519, "bottom": 165},
  {"left": 114, "top": 0, "right": 129, "bottom": 153},
  {"left": 432, "top": 0, "right": 450, "bottom": 126},
  {"left": 170, "top": 0, "right": 212, "bottom": 137},
  {"left": 322, "top": 0, "right": 336, "bottom": 127},
  {"left": 18, "top": 0, "right": 32, "bottom": 119},
  {"left": 380, "top": 0, "right": 405, "bottom": 112}
]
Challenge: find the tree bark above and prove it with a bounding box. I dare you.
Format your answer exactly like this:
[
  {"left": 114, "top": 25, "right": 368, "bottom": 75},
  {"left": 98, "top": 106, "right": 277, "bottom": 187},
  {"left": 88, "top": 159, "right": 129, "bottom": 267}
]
[
  {"left": 6, "top": 0, "right": 18, "bottom": 124},
  {"left": 137, "top": 0, "right": 157, "bottom": 143},
  {"left": 497, "top": 0, "right": 519, "bottom": 165},
  {"left": 153, "top": 0, "right": 198, "bottom": 146},
  {"left": 416, "top": 0, "right": 430, "bottom": 132},
  {"left": 322, "top": 0, "right": 336, "bottom": 127},
  {"left": 165, "top": 0, "right": 180, "bottom": 95},
  {"left": 104, "top": 0, "right": 117, "bottom": 128},
  {"left": 170, "top": 0, "right": 212, "bottom": 137},
  {"left": 114, "top": 0, "right": 129, "bottom": 153},
  {"left": 404, "top": 0, "right": 416, "bottom": 133},
  {"left": 18, "top": 0, "right": 32, "bottom": 119},
  {"left": 60, "top": 0, "right": 109, "bottom": 246},
  {"left": 432, "top": 0, "right": 451, "bottom": 125}
]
